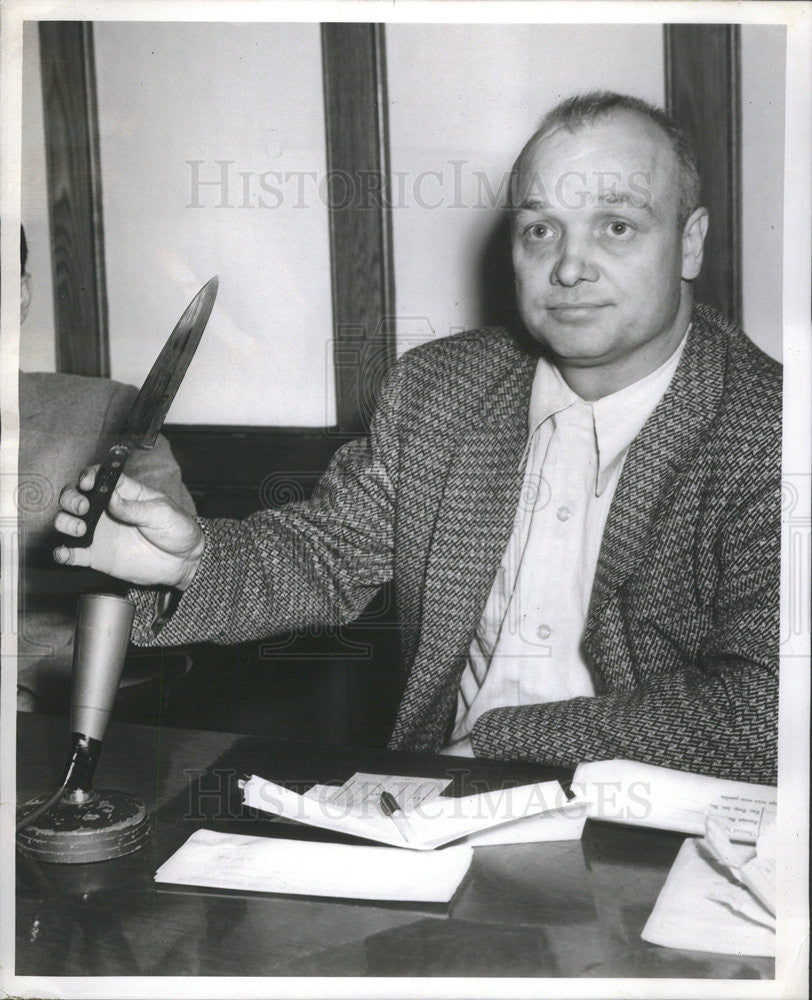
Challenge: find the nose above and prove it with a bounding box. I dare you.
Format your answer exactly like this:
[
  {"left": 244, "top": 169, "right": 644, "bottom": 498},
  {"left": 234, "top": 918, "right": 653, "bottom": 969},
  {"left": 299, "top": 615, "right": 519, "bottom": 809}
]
[{"left": 550, "top": 232, "right": 599, "bottom": 287}]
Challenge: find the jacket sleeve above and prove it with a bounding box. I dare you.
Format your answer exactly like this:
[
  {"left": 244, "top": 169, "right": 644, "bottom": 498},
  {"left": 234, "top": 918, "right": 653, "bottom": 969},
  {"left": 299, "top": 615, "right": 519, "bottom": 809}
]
[
  {"left": 470, "top": 469, "right": 780, "bottom": 784},
  {"left": 128, "top": 363, "right": 404, "bottom": 647}
]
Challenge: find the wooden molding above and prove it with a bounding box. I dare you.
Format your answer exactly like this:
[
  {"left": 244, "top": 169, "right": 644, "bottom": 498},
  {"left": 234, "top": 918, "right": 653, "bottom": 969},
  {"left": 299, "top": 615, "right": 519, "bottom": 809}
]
[
  {"left": 38, "top": 21, "right": 109, "bottom": 375},
  {"left": 321, "top": 23, "right": 396, "bottom": 434},
  {"left": 664, "top": 24, "right": 742, "bottom": 324}
]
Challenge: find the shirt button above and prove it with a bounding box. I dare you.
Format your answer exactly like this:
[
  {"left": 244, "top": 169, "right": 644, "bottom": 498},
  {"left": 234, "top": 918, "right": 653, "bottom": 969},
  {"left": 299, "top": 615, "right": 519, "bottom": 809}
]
[
  {"left": 536, "top": 624, "right": 551, "bottom": 639},
  {"left": 557, "top": 506, "right": 571, "bottom": 521}
]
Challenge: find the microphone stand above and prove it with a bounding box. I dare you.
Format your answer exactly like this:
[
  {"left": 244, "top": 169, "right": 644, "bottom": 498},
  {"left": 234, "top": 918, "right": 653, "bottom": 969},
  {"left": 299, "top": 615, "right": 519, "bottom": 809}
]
[{"left": 16, "top": 593, "right": 150, "bottom": 864}]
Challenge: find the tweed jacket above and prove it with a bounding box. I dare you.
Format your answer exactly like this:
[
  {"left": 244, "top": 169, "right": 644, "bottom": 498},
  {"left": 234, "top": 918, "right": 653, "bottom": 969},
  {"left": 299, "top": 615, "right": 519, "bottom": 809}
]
[{"left": 131, "top": 303, "right": 781, "bottom": 783}]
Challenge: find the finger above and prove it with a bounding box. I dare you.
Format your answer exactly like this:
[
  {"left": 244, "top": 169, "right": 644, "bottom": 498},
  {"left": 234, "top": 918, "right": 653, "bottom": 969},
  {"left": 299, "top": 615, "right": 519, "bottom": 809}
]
[
  {"left": 54, "top": 511, "right": 88, "bottom": 538},
  {"left": 76, "top": 465, "right": 100, "bottom": 491},
  {"left": 53, "top": 544, "right": 92, "bottom": 567},
  {"left": 58, "top": 486, "right": 90, "bottom": 516}
]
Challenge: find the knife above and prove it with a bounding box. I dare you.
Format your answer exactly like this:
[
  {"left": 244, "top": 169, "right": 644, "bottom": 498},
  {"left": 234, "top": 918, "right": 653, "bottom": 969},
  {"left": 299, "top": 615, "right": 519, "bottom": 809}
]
[{"left": 75, "top": 275, "right": 218, "bottom": 547}]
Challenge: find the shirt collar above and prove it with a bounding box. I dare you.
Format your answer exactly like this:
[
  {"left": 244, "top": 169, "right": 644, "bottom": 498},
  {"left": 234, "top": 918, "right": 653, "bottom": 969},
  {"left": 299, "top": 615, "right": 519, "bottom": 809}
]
[{"left": 527, "top": 327, "right": 690, "bottom": 495}]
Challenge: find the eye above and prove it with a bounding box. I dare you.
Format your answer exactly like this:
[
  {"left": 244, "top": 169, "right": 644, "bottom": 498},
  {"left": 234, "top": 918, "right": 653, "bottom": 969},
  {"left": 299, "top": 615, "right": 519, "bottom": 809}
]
[
  {"left": 606, "top": 220, "right": 634, "bottom": 238},
  {"left": 524, "top": 222, "right": 553, "bottom": 240}
]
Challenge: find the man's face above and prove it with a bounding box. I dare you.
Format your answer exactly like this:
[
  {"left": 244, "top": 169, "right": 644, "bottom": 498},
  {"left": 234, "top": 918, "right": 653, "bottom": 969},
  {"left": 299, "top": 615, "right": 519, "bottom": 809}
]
[{"left": 510, "top": 111, "right": 706, "bottom": 390}]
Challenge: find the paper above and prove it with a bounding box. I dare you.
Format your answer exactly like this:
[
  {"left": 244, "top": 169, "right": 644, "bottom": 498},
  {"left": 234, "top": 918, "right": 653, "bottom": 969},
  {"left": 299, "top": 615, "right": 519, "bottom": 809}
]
[
  {"left": 641, "top": 836, "right": 775, "bottom": 956},
  {"left": 704, "top": 815, "right": 776, "bottom": 916},
  {"left": 460, "top": 800, "right": 586, "bottom": 846},
  {"left": 288, "top": 772, "right": 583, "bottom": 846},
  {"left": 572, "top": 759, "right": 776, "bottom": 843},
  {"left": 241, "top": 773, "right": 570, "bottom": 850},
  {"left": 155, "top": 829, "right": 473, "bottom": 902},
  {"left": 304, "top": 772, "right": 452, "bottom": 811}
]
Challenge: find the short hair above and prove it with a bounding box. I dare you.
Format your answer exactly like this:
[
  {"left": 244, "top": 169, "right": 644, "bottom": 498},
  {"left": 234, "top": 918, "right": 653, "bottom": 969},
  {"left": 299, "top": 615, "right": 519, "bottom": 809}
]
[
  {"left": 509, "top": 91, "right": 702, "bottom": 229},
  {"left": 0, "top": 219, "right": 26, "bottom": 280}
]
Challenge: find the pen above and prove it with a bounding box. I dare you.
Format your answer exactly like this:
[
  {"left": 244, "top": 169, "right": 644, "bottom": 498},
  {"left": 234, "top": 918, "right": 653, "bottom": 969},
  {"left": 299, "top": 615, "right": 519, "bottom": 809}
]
[{"left": 380, "top": 790, "right": 416, "bottom": 844}]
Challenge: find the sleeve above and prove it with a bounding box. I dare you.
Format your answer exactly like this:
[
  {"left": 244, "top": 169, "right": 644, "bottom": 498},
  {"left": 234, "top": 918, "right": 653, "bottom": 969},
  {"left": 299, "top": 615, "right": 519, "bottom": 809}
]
[
  {"left": 471, "top": 446, "right": 780, "bottom": 785},
  {"left": 128, "top": 360, "right": 405, "bottom": 647}
]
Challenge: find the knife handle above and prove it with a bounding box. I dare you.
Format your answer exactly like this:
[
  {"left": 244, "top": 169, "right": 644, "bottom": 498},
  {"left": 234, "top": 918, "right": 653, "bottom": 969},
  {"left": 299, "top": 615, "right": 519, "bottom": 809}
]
[{"left": 75, "top": 443, "right": 131, "bottom": 548}]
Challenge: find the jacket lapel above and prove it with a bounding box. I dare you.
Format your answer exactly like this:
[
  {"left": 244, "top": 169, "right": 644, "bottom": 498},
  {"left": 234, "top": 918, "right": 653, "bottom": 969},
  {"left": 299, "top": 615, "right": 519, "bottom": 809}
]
[
  {"left": 587, "top": 309, "right": 726, "bottom": 624},
  {"left": 421, "top": 370, "right": 532, "bottom": 657},
  {"left": 394, "top": 346, "right": 536, "bottom": 746}
]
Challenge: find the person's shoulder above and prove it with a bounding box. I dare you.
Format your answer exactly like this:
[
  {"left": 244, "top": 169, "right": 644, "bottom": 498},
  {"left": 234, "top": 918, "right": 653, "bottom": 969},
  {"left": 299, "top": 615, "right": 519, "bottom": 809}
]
[
  {"left": 393, "top": 327, "right": 533, "bottom": 384},
  {"left": 691, "top": 304, "right": 782, "bottom": 476},
  {"left": 20, "top": 370, "right": 137, "bottom": 409},
  {"left": 693, "top": 303, "right": 782, "bottom": 408}
]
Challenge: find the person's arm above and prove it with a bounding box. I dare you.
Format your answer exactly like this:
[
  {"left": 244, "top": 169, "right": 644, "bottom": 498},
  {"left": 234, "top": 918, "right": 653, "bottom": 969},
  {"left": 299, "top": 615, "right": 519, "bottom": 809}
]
[{"left": 471, "top": 471, "right": 779, "bottom": 785}]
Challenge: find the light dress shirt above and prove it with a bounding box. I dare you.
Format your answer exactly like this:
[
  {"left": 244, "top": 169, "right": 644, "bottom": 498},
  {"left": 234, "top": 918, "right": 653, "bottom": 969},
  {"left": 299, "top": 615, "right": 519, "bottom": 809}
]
[{"left": 444, "top": 332, "right": 688, "bottom": 756}]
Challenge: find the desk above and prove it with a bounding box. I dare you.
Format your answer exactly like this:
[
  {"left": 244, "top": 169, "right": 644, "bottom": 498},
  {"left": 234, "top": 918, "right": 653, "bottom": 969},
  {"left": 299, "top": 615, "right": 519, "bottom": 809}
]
[{"left": 16, "top": 712, "right": 774, "bottom": 980}]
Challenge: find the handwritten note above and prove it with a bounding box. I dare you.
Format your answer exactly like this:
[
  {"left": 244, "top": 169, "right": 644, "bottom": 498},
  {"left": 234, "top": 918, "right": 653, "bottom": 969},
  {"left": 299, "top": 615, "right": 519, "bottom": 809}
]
[
  {"left": 305, "top": 772, "right": 452, "bottom": 813},
  {"left": 241, "top": 773, "right": 570, "bottom": 850}
]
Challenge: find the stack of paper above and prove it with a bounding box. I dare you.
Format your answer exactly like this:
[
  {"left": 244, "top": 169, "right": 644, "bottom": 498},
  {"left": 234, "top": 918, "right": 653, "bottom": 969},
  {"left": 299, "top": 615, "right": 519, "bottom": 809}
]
[
  {"left": 155, "top": 829, "right": 473, "bottom": 902},
  {"left": 240, "top": 771, "right": 582, "bottom": 850},
  {"left": 572, "top": 759, "right": 776, "bottom": 843},
  {"left": 641, "top": 817, "right": 776, "bottom": 957}
]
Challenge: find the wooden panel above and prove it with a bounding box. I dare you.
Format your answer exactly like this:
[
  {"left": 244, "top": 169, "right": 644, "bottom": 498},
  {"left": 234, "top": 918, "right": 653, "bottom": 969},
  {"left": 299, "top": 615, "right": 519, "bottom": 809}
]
[
  {"left": 38, "top": 21, "right": 109, "bottom": 375},
  {"left": 322, "top": 23, "right": 396, "bottom": 433},
  {"left": 163, "top": 425, "right": 349, "bottom": 517},
  {"left": 664, "top": 24, "right": 742, "bottom": 324}
]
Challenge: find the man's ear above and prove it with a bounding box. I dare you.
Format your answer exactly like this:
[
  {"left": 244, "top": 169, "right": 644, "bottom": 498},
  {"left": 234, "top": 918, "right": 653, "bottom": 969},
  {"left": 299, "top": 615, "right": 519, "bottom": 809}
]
[
  {"left": 681, "top": 207, "right": 709, "bottom": 281},
  {"left": 20, "top": 272, "right": 32, "bottom": 323}
]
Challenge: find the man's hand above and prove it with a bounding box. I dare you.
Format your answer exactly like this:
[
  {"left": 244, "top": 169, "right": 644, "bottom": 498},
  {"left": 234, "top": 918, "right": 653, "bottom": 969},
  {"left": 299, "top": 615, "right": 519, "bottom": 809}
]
[{"left": 54, "top": 467, "right": 205, "bottom": 591}]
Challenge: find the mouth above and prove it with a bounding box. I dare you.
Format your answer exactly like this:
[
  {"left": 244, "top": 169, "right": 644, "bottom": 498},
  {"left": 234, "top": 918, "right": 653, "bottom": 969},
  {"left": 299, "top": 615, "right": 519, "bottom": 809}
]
[
  {"left": 546, "top": 303, "right": 610, "bottom": 322},
  {"left": 547, "top": 302, "right": 609, "bottom": 310}
]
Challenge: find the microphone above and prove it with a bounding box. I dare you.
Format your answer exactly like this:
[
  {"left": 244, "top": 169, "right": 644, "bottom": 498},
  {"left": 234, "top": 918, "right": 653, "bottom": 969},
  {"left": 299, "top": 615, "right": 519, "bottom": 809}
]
[{"left": 16, "top": 594, "right": 150, "bottom": 864}]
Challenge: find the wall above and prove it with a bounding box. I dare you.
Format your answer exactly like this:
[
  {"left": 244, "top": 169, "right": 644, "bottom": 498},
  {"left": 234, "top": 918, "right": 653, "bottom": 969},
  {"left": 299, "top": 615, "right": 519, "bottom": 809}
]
[
  {"left": 387, "top": 23, "right": 785, "bottom": 363},
  {"left": 20, "top": 22, "right": 786, "bottom": 393},
  {"left": 20, "top": 24, "right": 56, "bottom": 372},
  {"left": 93, "top": 22, "right": 335, "bottom": 426},
  {"left": 386, "top": 24, "right": 665, "bottom": 353},
  {"left": 741, "top": 25, "right": 786, "bottom": 362}
]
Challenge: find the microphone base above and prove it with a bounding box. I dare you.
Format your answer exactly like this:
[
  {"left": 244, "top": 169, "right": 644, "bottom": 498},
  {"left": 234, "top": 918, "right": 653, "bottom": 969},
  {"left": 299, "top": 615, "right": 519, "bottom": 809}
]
[{"left": 16, "top": 788, "right": 149, "bottom": 864}]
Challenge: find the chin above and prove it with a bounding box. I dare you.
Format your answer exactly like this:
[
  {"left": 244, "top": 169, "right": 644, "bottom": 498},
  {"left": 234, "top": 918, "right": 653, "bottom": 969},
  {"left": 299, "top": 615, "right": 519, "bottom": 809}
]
[{"left": 526, "top": 325, "right": 616, "bottom": 361}]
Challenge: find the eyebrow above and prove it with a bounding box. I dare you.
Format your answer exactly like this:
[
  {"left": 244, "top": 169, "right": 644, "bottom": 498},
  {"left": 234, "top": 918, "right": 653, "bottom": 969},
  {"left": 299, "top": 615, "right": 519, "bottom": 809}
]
[
  {"left": 512, "top": 197, "right": 550, "bottom": 212},
  {"left": 513, "top": 193, "right": 654, "bottom": 216},
  {"left": 597, "top": 192, "right": 653, "bottom": 214}
]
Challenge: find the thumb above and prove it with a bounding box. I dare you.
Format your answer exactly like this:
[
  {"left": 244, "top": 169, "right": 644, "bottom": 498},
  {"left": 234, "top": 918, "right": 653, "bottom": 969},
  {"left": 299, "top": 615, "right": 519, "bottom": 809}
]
[
  {"left": 53, "top": 543, "right": 92, "bottom": 568},
  {"left": 106, "top": 486, "right": 159, "bottom": 527}
]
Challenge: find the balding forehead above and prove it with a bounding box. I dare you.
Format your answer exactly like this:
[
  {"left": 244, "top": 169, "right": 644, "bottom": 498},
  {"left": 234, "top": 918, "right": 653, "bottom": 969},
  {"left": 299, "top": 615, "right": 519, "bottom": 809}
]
[{"left": 511, "top": 111, "right": 680, "bottom": 215}]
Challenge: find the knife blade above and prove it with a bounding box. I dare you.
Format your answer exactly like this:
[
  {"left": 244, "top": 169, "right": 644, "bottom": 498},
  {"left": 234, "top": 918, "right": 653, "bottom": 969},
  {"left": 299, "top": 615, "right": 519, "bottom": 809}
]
[{"left": 75, "top": 275, "right": 218, "bottom": 547}]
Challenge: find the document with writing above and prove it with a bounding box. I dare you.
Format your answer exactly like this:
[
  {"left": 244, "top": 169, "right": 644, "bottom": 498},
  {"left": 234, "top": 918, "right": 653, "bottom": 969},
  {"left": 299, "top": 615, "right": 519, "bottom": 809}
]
[
  {"left": 572, "top": 759, "right": 776, "bottom": 844},
  {"left": 641, "top": 816, "right": 776, "bottom": 957},
  {"left": 240, "top": 772, "right": 578, "bottom": 850}
]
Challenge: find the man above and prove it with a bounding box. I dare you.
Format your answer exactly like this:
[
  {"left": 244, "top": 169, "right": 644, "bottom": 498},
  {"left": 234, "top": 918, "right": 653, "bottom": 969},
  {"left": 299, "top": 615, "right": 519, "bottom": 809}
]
[
  {"left": 12, "top": 223, "right": 196, "bottom": 708},
  {"left": 54, "top": 93, "right": 780, "bottom": 783}
]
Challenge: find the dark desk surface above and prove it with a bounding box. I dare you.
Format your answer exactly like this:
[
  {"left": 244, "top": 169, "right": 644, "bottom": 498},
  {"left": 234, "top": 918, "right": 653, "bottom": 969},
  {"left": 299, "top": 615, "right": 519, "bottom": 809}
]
[{"left": 16, "top": 712, "right": 774, "bottom": 980}]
